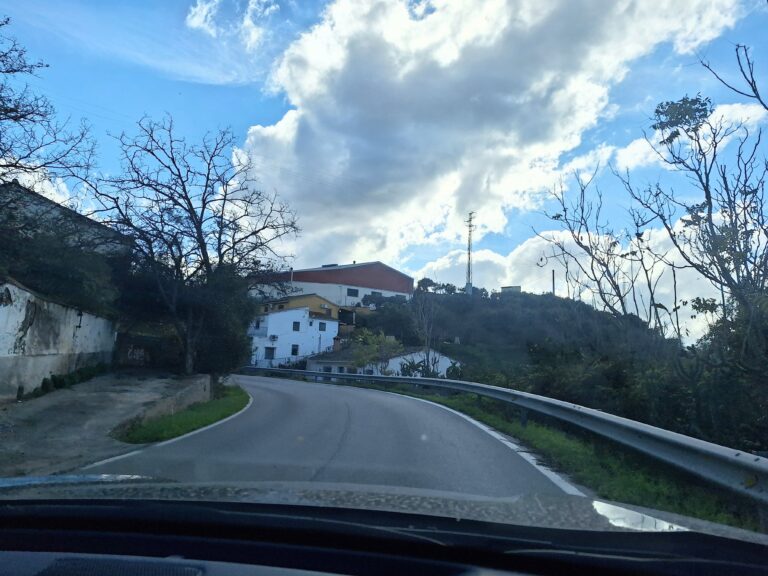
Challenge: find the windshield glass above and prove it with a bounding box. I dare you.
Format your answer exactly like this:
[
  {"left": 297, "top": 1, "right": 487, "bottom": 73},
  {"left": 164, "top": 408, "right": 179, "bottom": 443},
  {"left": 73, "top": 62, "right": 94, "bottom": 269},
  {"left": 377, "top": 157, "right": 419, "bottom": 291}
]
[{"left": 1, "top": 0, "right": 767, "bottom": 544}]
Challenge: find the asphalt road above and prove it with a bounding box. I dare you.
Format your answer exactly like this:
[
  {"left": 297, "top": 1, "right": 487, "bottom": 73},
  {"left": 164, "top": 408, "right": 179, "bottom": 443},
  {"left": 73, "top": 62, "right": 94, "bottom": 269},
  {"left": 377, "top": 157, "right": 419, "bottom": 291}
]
[{"left": 85, "top": 375, "right": 565, "bottom": 497}]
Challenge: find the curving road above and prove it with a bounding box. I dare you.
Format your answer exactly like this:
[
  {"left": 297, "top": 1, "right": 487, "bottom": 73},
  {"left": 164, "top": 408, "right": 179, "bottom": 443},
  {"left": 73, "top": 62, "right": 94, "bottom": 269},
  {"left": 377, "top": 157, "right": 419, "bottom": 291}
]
[{"left": 84, "top": 375, "right": 567, "bottom": 497}]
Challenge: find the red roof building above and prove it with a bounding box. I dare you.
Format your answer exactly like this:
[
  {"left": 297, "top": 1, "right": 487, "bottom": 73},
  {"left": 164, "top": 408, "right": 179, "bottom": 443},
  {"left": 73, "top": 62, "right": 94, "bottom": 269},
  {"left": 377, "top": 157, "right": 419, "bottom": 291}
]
[{"left": 269, "top": 261, "right": 413, "bottom": 307}]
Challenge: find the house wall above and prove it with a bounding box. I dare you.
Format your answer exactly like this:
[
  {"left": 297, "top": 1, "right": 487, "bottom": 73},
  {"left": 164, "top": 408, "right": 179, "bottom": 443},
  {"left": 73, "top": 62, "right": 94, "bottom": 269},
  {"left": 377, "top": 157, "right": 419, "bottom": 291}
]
[
  {"left": 255, "top": 293, "right": 339, "bottom": 320},
  {"left": 0, "top": 280, "right": 115, "bottom": 400},
  {"left": 286, "top": 281, "right": 409, "bottom": 307},
  {"left": 249, "top": 307, "right": 339, "bottom": 367},
  {"left": 306, "top": 349, "right": 457, "bottom": 377}
]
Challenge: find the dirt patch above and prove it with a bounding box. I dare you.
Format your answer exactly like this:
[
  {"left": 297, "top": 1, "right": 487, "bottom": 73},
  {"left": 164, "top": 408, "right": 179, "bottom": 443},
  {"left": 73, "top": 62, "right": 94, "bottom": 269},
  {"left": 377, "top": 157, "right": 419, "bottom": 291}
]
[{"left": 0, "top": 371, "right": 208, "bottom": 477}]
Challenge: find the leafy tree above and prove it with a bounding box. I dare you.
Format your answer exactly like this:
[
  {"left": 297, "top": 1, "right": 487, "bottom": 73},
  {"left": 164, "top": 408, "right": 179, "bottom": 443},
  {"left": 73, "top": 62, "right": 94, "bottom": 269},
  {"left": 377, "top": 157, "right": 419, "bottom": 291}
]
[
  {"left": 0, "top": 225, "right": 120, "bottom": 314},
  {"left": 350, "top": 328, "right": 404, "bottom": 374},
  {"left": 416, "top": 277, "right": 437, "bottom": 292},
  {"left": 357, "top": 296, "right": 420, "bottom": 345},
  {"left": 195, "top": 266, "right": 258, "bottom": 374}
]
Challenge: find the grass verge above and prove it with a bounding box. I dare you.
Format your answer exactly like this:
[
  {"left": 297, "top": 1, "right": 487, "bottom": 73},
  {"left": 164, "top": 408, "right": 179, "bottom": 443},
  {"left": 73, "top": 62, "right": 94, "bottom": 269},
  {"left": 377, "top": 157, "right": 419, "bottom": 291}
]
[
  {"left": 116, "top": 385, "right": 249, "bottom": 444},
  {"left": 315, "top": 378, "right": 760, "bottom": 533}
]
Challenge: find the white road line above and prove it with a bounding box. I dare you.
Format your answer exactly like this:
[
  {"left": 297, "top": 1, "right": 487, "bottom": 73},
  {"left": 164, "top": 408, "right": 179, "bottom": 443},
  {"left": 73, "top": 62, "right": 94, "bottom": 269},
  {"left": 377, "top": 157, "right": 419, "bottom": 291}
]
[
  {"left": 82, "top": 390, "right": 254, "bottom": 470},
  {"left": 81, "top": 449, "right": 144, "bottom": 470},
  {"left": 378, "top": 391, "right": 586, "bottom": 497}
]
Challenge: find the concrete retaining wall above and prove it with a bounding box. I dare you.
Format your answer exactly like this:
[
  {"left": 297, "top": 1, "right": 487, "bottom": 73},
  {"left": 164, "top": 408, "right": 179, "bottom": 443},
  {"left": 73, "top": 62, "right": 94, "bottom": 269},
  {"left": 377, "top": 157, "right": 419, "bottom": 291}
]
[
  {"left": 0, "top": 280, "right": 115, "bottom": 400},
  {"left": 138, "top": 375, "right": 211, "bottom": 423}
]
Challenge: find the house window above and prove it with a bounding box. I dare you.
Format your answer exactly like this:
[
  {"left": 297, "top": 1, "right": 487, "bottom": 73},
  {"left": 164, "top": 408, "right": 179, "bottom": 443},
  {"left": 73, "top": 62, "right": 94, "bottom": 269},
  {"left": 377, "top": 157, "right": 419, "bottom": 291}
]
[
  {"left": 338, "top": 366, "right": 345, "bottom": 373},
  {"left": 371, "top": 291, "right": 382, "bottom": 297},
  {"left": 278, "top": 304, "right": 284, "bottom": 310},
  {"left": 323, "top": 366, "right": 332, "bottom": 373},
  {"left": 292, "top": 321, "right": 300, "bottom": 331},
  {"left": 291, "top": 344, "right": 299, "bottom": 356},
  {"left": 309, "top": 320, "right": 313, "bottom": 326},
  {"left": 319, "top": 322, "right": 326, "bottom": 332},
  {"left": 254, "top": 319, "right": 261, "bottom": 329},
  {"left": 265, "top": 347, "right": 275, "bottom": 360},
  {"left": 348, "top": 367, "right": 358, "bottom": 374},
  {"left": 347, "top": 288, "right": 359, "bottom": 297}
]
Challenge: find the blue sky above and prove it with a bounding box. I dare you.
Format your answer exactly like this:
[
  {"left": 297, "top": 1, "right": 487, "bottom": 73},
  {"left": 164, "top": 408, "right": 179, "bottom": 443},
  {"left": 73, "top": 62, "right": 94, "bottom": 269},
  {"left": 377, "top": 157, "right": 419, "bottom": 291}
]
[{"left": 4, "top": 0, "right": 768, "bottom": 295}]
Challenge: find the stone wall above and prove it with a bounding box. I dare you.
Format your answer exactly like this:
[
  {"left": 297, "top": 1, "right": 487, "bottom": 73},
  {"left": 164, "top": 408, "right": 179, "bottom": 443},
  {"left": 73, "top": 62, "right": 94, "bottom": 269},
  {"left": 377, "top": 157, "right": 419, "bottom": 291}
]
[
  {"left": 136, "top": 375, "right": 211, "bottom": 423},
  {"left": 0, "top": 279, "right": 115, "bottom": 400}
]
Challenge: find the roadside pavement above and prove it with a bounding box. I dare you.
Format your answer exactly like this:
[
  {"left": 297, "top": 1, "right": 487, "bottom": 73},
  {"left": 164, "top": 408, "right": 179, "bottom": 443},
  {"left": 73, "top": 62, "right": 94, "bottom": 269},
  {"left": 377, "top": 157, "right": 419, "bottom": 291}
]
[{"left": 0, "top": 371, "right": 206, "bottom": 477}]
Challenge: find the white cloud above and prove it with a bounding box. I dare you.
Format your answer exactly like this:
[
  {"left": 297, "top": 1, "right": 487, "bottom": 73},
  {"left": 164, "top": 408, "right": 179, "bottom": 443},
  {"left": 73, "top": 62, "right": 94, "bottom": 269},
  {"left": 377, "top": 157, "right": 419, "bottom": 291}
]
[
  {"left": 186, "top": 0, "right": 222, "bottom": 38},
  {"left": 245, "top": 0, "right": 740, "bottom": 269},
  {"left": 614, "top": 137, "right": 660, "bottom": 172},
  {"left": 712, "top": 102, "right": 768, "bottom": 130},
  {"left": 562, "top": 144, "right": 616, "bottom": 179},
  {"left": 240, "top": 0, "right": 280, "bottom": 53}
]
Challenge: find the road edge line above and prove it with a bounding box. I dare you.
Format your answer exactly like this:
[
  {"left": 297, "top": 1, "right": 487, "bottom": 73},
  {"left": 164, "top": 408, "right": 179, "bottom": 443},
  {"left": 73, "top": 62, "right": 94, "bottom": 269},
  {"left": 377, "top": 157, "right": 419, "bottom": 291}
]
[
  {"left": 380, "top": 391, "right": 586, "bottom": 497},
  {"left": 82, "top": 388, "right": 254, "bottom": 470}
]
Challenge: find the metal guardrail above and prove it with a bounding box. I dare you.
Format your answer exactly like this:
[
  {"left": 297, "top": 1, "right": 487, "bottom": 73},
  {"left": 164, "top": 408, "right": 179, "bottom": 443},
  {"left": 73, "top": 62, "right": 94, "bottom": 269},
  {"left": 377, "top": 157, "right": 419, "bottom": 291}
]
[{"left": 239, "top": 366, "right": 768, "bottom": 506}]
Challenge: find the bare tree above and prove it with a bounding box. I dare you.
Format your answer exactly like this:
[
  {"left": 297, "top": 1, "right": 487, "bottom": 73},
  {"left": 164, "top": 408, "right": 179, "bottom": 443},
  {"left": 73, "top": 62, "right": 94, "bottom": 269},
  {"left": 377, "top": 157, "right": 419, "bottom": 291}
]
[
  {"left": 0, "top": 17, "right": 93, "bottom": 189},
  {"left": 411, "top": 290, "right": 436, "bottom": 370},
  {"left": 621, "top": 86, "right": 768, "bottom": 373},
  {"left": 90, "top": 115, "right": 299, "bottom": 373},
  {"left": 702, "top": 44, "right": 768, "bottom": 113},
  {"left": 538, "top": 171, "right": 681, "bottom": 338}
]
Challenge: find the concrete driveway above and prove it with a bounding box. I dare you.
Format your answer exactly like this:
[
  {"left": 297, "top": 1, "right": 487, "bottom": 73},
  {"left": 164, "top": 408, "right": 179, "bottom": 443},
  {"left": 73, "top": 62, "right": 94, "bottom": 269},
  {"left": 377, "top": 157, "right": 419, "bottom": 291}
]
[{"left": 0, "top": 371, "right": 206, "bottom": 477}]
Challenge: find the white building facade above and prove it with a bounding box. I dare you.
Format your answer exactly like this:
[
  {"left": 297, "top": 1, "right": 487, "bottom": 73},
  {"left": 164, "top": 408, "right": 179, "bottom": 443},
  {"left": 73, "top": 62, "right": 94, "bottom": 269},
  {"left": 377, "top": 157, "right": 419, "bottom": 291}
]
[
  {"left": 286, "top": 281, "right": 407, "bottom": 308},
  {"left": 268, "top": 262, "right": 414, "bottom": 308},
  {"left": 249, "top": 307, "right": 339, "bottom": 367},
  {"left": 306, "top": 349, "right": 457, "bottom": 377}
]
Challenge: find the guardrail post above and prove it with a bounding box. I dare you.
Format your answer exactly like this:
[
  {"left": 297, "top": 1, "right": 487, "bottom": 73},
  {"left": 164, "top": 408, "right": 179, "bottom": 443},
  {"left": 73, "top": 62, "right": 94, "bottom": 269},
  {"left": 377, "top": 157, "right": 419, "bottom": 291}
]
[
  {"left": 519, "top": 408, "right": 528, "bottom": 428},
  {"left": 759, "top": 504, "right": 768, "bottom": 533}
]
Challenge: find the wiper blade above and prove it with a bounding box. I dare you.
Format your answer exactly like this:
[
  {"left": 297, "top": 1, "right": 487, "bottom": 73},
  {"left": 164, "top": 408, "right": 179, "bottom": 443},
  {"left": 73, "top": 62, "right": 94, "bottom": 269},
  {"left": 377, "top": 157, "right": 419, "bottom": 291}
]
[
  {"left": 0, "top": 475, "right": 151, "bottom": 489},
  {"left": 219, "top": 509, "right": 451, "bottom": 546}
]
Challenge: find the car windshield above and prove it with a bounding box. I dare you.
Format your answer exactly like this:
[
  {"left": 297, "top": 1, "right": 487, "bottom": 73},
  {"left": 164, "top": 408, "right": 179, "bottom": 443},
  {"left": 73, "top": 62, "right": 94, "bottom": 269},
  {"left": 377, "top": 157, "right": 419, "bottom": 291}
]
[{"left": 1, "top": 0, "right": 767, "bottom": 545}]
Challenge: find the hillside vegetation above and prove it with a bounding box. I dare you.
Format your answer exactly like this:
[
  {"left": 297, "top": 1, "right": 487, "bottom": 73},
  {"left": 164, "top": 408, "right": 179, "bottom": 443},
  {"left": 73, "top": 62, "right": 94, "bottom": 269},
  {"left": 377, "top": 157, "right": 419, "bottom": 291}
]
[{"left": 359, "top": 289, "right": 767, "bottom": 453}]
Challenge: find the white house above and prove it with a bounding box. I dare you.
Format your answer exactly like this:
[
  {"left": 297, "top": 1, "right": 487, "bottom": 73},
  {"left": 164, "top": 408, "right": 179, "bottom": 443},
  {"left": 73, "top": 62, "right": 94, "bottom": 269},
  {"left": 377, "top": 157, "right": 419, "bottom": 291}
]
[
  {"left": 249, "top": 306, "right": 339, "bottom": 367},
  {"left": 306, "top": 348, "right": 458, "bottom": 377},
  {"left": 267, "top": 262, "right": 414, "bottom": 307}
]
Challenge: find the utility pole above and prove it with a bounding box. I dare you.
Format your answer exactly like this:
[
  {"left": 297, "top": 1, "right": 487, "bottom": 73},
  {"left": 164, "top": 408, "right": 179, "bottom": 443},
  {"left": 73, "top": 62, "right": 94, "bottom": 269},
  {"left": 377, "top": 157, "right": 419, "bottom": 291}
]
[
  {"left": 552, "top": 269, "right": 555, "bottom": 295},
  {"left": 465, "top": 211, "right": 475, "bottom": 296}
]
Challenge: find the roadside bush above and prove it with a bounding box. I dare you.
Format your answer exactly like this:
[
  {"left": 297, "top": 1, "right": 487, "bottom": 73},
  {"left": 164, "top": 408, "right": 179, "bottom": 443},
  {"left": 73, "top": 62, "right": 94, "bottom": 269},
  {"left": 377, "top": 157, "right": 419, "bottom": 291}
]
[{"left": 27, "top": 363, "right": 110, "bottom": 399}]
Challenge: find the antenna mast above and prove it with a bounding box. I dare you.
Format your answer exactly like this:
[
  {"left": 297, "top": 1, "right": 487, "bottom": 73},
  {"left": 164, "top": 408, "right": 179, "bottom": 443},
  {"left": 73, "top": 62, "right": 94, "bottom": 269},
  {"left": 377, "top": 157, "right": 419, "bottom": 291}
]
[{"left": 465, "top": 211, "right": 475, "bottom": 296}]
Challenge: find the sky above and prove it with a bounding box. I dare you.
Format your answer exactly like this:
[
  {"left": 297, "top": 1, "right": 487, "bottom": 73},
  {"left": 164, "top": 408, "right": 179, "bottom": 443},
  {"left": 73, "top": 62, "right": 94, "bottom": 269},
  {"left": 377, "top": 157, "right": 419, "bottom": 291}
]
[{"left": 4, "top": 0, "right": 768, "bottom": 314}]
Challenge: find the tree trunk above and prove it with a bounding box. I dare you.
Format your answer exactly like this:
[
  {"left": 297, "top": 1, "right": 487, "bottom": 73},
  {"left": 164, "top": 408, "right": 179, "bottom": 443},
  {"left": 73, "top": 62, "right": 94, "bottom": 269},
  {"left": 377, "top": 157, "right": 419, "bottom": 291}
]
[{"left": 183, "top": 336, "right": 195, "bottom": 374}]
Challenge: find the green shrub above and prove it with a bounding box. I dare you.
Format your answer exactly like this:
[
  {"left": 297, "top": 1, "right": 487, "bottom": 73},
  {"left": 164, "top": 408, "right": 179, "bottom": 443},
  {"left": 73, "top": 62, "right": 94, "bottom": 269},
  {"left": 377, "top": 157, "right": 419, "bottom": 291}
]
[{"left": 40, "top": 377, "right": 53, "bottom": 393}]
